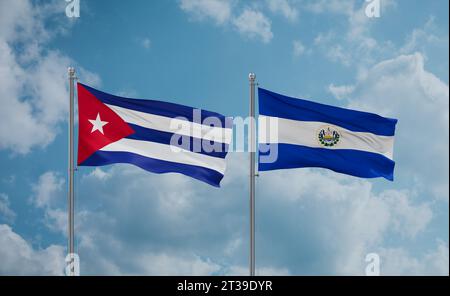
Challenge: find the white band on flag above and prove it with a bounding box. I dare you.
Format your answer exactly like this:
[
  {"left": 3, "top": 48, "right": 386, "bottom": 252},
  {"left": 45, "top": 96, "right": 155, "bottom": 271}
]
[
  {"left": 107, "top": 104, "right": 232, "bottom": 144},
  {"left": 259, "top": 115, "right": 395, "bottom": 160},
  {"left": 100, "top": 138, "right": 227, "bottom": 174}
]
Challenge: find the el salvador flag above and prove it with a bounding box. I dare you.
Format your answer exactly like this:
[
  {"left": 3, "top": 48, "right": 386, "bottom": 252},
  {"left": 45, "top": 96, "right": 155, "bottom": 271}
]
[
  {"left": 258, "top": 88, "right": 398, "bottom": 181},
  {"left": 77, "top": 83, "right": 232, "bottom": 187}
]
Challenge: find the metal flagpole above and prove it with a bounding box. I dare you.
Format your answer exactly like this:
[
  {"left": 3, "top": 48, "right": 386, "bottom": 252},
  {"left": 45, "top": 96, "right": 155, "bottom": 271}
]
[
  {"left": 249, "top": 73, "right": 256, "bottom": 276},
  {"left": 68, "top": 67, "right": 76, "bottom": 276}
]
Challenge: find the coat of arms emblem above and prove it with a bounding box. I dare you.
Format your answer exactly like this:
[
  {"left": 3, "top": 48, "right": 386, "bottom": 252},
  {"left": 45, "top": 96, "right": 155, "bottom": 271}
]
[{"left": 318, "top": 126, "right": 340, "bottom": 147}]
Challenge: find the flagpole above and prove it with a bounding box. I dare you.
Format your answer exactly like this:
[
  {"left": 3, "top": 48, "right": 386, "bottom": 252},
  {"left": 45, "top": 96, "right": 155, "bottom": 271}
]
[
  {"left": 249, "top": 73, "right": 256, "bottom": 276},
  {"left": 68, "top": 67, "right": 76, "bottom": 276}
]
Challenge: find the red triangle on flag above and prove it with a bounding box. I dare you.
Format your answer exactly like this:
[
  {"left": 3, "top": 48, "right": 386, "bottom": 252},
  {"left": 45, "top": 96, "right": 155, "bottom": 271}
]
[{"left": 77, "top": 83, "right": 135, "bottom": 165}]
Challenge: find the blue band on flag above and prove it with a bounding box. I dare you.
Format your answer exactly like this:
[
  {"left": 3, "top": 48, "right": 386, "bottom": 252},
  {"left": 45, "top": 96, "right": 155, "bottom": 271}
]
[
  {"left": 125, "top": 123, "right": 228, "bottom": 159},
  {"left": 258, "top": 88, "right": 397, "bottom": 136},
  {"left": 259, "top": 143, "right": 395, "bottom": 181},
  {"left": 80, "top": 150, "right": 225, "bottom": 187},
  {"left": 79, "top": 83, "right": 231, "bottom": 126}
]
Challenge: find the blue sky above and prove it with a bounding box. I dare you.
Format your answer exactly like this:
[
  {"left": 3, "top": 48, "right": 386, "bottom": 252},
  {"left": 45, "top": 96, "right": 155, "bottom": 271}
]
[{"left": 0, "top": 0, "right": 448, "bottom": 275}]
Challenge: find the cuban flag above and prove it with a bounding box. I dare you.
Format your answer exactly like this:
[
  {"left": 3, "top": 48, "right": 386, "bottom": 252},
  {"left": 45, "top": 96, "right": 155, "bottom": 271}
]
[
  {"left": 258, "top": 88, "right": 398, "bottom": 181},
  {"left": 77, "top": 83, "right": 232, "bottom": 187}
]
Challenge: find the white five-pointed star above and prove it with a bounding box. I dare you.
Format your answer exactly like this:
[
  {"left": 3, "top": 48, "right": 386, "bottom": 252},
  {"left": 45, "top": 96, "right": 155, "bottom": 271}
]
[{"left": 88, "top": 113, "right": 108, "bottom": 134}]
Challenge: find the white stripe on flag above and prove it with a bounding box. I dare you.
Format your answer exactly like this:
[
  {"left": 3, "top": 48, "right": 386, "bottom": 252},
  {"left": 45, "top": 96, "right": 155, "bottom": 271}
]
[
  {"left": 106, "top": 104, "right": 232, "bottom": 144},
  {"left": 100, "top": 138, "right": 227, "bottom": 174},
  {"left": 259, "top": 115, "right": 395, "bottom": 159}
]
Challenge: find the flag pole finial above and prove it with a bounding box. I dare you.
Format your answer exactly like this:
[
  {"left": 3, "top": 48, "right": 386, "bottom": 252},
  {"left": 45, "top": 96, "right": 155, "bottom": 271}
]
[{"left": 68, "top": 67, "right": 75, "bottom": 77}]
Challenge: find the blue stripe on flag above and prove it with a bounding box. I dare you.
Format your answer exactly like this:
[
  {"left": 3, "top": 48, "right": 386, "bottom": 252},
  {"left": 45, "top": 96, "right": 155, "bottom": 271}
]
[
  {"left": 80, "top": 83, "right": 231, "bottom": 126},
  {"left": 258, "top": 88, "right": 397, "bottom": 136},
  {"left": 80, "top": 150, "right": 225, "bottom": 187},
  {"left": 259, "top": 143, "right": 395, "bottom": 181},
  {"left": 125, "top": 124, "right": 228, "bottom": 159}
]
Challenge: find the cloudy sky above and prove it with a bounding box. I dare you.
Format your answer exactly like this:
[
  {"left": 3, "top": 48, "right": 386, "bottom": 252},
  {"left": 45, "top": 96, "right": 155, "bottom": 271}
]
[{"left": 0, "top": 0, "right": 448, "bottom": 275}]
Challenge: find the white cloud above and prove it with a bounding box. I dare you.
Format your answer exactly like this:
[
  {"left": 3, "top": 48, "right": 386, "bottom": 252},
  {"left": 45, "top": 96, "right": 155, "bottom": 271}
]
[
  {"left": 255, "top": 167, "right": 441, "bottom": 275},
  {"left": 31, "top": 157, "right": 289, "bottom": 275},
  {"left": 315, "top": 52, "right": 448, "bottom": 274},
  {"left": 328, "top": 83, "right": 355, "bottom": 100},
  {"left": 0, "top": 194, "right": 16, "bottom": 223},
  {"left": 258, "top": 169, "right": 432, "bottom": 238},
  {"left": 0, "top": 224, "right": 65, "bottom": 275},
  {"left": 179, "top": 0, "right": 232, "bottom": 24},
  {"left": 305, "top": 0, "right": 354, "bottom": 15},
  {"left": 0, "top": 40, "right": 56, "bottom": 153},
  {"left": 0, "top": 0, "right": 42, "bottom": 42},
  {"left": 233, "top": 8, "right": 273, "bottom": 43},
  {"left": 251, "top": 47, "right": 448, "bottom": 273},
  {"left": 28, "top": 172, "right": 69, "bottom": 235},
  {"left": 310, "top": 0, "right": 400, "bottom": 69},
  {"left": 382, "top": 190, "right": 432, "bottom": 238},
  {"left": 0, "top": 0, "right": 99, "bottom": 154},
  {"left": 305, "top": 0, "right": 396, "bottom": 17},
  {"left": 343, "top": 53, "right": 449, "bottom": 201},
  {"left": 224, "top": 265, "right": 290, "bottom": 276},
  {"left": 1, "top": 150, "right": 443, "bottom": 275},
  {"left": 29, "top": 52, "right": 73, "bottom": 126},
  {"left": 313, "top": 32, "right": 353, "bottom": 66},
  {"left": 33, "top": 151, "right": 439, "bottom": 275},
  {"left": 179, "top": 1, "right": 274, "bottom": 43},
  {"left": 379, "top": 241, "right": 449, "bottom": 275},
  {"left": 136, "top": 253, "right": 221, "bottom": 275},
  {"left": 311, "top": 0, "right": 397, "bottom": 68},
  {"left": 30, "top": 171, "right": 65, "bottom": 209},
  {"left": 422, "top": 241, "right": 450, "bottom": 275},
  {"left": 45, "top": 208, "right": 67, "bottom": 235},
  {"left": 86, "top": 168, "right": 112, "bottom": 181},
  {"left": 400, "top": 17, "right": 449, "bottom": 80},
  {"left": 401, "top": 17, "right": 448, "bottom": 54},
  {"left": 311, "top": 0, "right": 446, "bottom": 77},
  {"left": 292, "top": 40, "right": 306, "bottom": 57},
  {"left": 267, "top": 0, "right": 298, "bottom": 22}
]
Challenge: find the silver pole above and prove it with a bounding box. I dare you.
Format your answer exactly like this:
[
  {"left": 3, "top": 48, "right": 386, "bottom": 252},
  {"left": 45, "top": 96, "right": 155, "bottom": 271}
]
[
  {"left": 249, "top": 73, "right": 256, "bottom": 276},
  {"left": 68, "top": 67, "right": 75, "bottom": 276}
]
